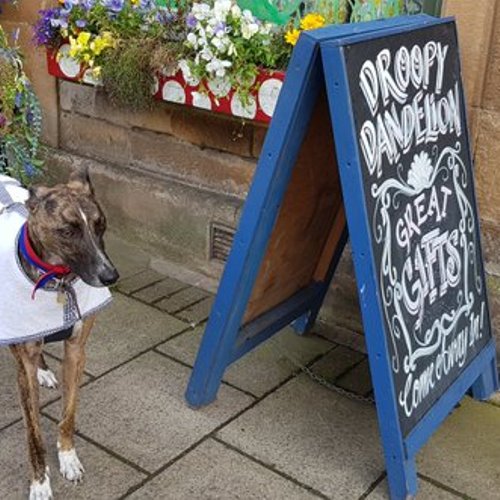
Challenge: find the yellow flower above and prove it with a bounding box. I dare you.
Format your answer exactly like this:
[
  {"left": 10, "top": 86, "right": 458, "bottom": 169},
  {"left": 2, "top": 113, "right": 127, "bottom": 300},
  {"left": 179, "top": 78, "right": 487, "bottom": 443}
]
[
  {"left": 90, "top": 32, "right": 115, "bottom": 56},
  {"left": 131, "top": 0, "right": 140, "bottom": 4},
  {"left": 92, "top": 66, "right": 102, "bottom": 78},
  {"left": 77, "top": 31, "right": 91, "bottom": 46},
  {"left": 285, "top": 28, "right": 300, "bottom": 46},
  {"left": 68, "top": 37, "right": 80, "bottom": 57},
  {"left": 300, "top": 13, "right": 326, "bottom": 31}
]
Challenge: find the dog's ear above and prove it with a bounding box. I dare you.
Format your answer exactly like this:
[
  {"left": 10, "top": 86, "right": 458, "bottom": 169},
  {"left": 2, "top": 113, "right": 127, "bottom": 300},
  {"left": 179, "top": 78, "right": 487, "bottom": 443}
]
[
  {"left": 68, "top": 166, "right": 94, "bottom": 194},
  {"left": 26, "top": 186, "right": 51, "bottom": 213}
]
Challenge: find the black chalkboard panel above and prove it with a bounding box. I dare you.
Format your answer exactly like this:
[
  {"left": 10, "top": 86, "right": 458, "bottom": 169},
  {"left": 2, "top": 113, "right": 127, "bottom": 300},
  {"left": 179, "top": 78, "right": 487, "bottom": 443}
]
[{"left": 344, "top": 22, "right": 492, "bottom": 436}]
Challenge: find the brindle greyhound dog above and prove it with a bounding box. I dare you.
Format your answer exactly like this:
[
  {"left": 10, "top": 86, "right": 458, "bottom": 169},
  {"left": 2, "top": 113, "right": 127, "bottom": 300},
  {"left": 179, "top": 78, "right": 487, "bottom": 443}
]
[{"left": 8, "top": 168, "right": 118, "bottom": 499}]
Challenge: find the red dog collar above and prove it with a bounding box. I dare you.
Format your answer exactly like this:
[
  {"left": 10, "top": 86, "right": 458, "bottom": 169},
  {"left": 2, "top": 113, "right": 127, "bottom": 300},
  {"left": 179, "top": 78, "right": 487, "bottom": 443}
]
[{"left": 19, "top": 223, "right": 71, "bottom": 299}]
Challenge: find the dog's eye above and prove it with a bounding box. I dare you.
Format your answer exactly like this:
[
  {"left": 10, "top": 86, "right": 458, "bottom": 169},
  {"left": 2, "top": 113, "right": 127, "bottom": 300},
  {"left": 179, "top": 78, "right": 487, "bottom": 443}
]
[{"left": 58, "top": 226, "right": 78, "bottom": 238}]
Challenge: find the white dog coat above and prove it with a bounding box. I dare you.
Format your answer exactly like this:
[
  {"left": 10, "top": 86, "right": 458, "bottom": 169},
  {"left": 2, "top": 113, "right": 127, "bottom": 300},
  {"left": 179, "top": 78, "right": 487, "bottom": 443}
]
[{"left": 0, "top": 175, "right": 112, "bottom": 345}]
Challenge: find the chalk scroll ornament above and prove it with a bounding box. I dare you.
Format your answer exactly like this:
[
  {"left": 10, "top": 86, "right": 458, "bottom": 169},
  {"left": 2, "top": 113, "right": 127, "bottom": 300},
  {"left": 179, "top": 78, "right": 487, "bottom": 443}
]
[{"left": 370, "top": 143, "right": 483, "bottom": 380}]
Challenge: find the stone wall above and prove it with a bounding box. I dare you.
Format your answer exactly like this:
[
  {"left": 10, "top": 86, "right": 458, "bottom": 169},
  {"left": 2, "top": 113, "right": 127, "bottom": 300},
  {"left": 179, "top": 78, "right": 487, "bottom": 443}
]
[{"left": 49, "top": 80, "right": 266, "bottom": 277}]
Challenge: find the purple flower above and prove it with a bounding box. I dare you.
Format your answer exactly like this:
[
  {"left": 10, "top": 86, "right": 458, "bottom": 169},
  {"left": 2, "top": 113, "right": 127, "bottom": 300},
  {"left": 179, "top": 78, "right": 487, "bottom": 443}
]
[
  {"left": 156, "top": 8, "right": 176, "bottom": 25},
  {"left": 14, "top": 92, "right": 23, "bottom": 109},
  {"left": 214, "top": 21, "right": 226, "bottom": 36},
  {"left": 75, "top": 19, "right": 87, "bottom": 28},
  {"left": 33, "top": 8, "right": 62, "bottom": 46},
  {"left": 61, "top": 0, "right": 79, "bottom": 9},
  {"left": 23, "top": 162, "right": 36, "bottom": 178},
  {"left": 50, "top": 17, "right": 69, "bottom": 29},
  {"left": 103, "top": 0, "right": 125, "bottom": 13},
  {"left": 49, "top": 8, "right": 71, "bottom": 30},
  {"left": 80, "top": 0, "right": 95, "bottom": 10},
  {"left": 186, "top": 13, "right": 197, "bottom": 29},
  {"left": 138, "top": 0, "right": 155, "bottom": 10}
]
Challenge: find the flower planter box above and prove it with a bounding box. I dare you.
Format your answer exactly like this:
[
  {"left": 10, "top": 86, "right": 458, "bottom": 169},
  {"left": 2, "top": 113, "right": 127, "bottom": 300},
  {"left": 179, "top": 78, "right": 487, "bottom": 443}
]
[{"left": 47, "top": 44, "right": 285, "bottom": 124}]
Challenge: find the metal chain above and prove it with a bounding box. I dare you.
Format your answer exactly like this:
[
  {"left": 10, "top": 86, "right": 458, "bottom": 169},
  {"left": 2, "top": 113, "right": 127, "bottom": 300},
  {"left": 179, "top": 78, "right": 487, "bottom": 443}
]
[{"left": 269, "top": 339, "right": 375, "bottom": 405}]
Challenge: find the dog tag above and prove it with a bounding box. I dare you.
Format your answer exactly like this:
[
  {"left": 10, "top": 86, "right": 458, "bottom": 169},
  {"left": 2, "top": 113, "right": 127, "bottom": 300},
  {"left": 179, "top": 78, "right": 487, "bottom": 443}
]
[{"left": 57, "top": 291, "right": 67, "bottom": 306}]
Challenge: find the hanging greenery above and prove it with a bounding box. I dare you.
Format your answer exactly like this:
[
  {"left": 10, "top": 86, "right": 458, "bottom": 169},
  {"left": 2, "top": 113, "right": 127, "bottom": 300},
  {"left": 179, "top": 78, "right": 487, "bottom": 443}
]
[
  {"left": 0, "top": 25, "right": 44, "bottom": 185},
  {"left": 34, "top": 1, "right": 423, "bottom": 112}
]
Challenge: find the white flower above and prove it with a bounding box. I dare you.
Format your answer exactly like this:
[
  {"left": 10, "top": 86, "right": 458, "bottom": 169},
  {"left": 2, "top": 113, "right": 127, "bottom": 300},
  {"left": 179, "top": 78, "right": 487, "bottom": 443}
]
[
  {"left": 211, "top": 36, "right": 227, "bottom": 52},
  {"left": 241, "top": 21, "right": 259, "bottom": 39},
  {"left": 200, "top": 46, "right": 214, "bottom": 61},
  {"left": 407, "top": 151, "right": 434, "bottom": 191},
  {"left": 206, "top": 58, "right": 232, "bottom": 78},
  {"left": 260, "top": 22, "right": 272, "bottom": 36},
  {"left": 192, "top": 3, "right": 211, "bottom": 21},
  {"left": 213, "top": 0, "right": 232, "bottom": 21},
  {"left": 241, "top": 9, "right": 255, "bottom": 23},
  {"left": 186, "top": 32, "right": 198, "bottom": 47},
  {"left": 231, "top": 4, "right": 241, "bottom": 18},
  {"left": 178, "top": 59, "right": 192, "bottom": 79}
]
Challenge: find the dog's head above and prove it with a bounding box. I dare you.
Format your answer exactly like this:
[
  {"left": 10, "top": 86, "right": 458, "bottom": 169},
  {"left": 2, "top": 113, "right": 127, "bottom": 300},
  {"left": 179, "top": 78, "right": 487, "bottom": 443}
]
[{"left": 26, "top": 168, "right": 119, "bottom": 287}]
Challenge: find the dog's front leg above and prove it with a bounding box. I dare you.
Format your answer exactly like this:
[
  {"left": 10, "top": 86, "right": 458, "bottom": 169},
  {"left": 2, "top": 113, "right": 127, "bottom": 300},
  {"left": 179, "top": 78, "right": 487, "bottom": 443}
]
[
  {"left": 58, "top": 316, "right": 94, "bottom": 484},
  {"left": 10, "top": 342, "right": 52, "bottom": 500}
]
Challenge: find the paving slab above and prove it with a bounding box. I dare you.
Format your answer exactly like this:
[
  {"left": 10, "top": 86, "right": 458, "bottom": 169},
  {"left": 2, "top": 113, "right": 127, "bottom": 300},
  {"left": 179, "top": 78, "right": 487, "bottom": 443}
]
[
  {"left": 367, "top": 477, "right": 462, "bottom": 499},
  {"left": 116, "top": 269, "right": 166, "bottom": 294},
  {"left": 128, "top": 438, "right": 320, "bottom": 500},
  {"left": 309, "top": 345, "right": 365, "bottom": 382},
  {"left": 44, "top": 351, "right": 254, "bottom": 473},
  {"left": 156, "top": 287, "right": 210, "bottom": 314},
  {"left": 417, "top": 397, "right": 500, "bottom": 499},
  {"left": 105, "top": 232, "right": 150, "bottom": 280},
  {"left": 0, "top": 416, "right": 145, "bottom": 500},
  {"left": 158, "top": 327, "right": 332, "bottom": 397},
  {"left": 336, "top": 358, "right": 373, "bottom": 396},
  {"left": 0, "top": 349, "right": 88, "bottom": 430},
  {"left": 44, "top": 294, "right": 187, "bottom": 376},
  {"left": 132, "top": 277, "right": 188, "bottom": 304},
  {"left": 175, "top": 296, "right": 214, "bottom": 325},
  {"left": 217, "top": 374, "right": 384, "bottom": 499},
  {"left": 489, "top": 391, "right": 500, "bottom": 407},
  {"left": 316, "top": 324, "right": 368, "bottom": 354}
]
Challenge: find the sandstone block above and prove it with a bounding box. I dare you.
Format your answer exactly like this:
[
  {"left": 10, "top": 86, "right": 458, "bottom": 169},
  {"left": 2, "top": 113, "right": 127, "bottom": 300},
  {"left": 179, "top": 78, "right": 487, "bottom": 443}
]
[
  {"left": 442, "top": 0, "right": 496, "bottom": 108},
  {"left": 482, "top": 5, "right": 500, "bottom": 111},
  {"left": 481, "top": 219, "right": 500, "bottom": 277},
  {"left": 169, "top": 107, "right": 253, "bottom": 157},
  {"left": 130, "top": 129, "right": 255, "bottom": 198},
  {"left": 474, "top": 109, "right": 500, "bottom": 223},
  {"left": 1, "top": 0, "right": 52, "bottom": 23},
  {"left": 60, "top": 112, "right": 131, "bottom": 164},
  {"left": 251, "top": 123, "right": 268, "bottom": 158}
]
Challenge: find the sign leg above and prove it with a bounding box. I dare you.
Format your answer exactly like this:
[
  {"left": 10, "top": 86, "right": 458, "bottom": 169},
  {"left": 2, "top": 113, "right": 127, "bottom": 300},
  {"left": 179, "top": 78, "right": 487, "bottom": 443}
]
[
  {"left": 470, "top": 358, "right": 499, "bottom": 401},
  {"left": 386, "top": 455, "right": 418, "bottom": 500},
  {"left": 185, "top": 314, "right": 242, "bottom": 408},
  {"left": 292, "top": 223, "right": 348, "bottom": 335}
]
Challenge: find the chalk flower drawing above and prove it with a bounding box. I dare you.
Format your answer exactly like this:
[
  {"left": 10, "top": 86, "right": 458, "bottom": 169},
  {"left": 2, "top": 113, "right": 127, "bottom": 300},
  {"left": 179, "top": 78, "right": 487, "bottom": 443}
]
[
  {"left": 407, "top": 151, "right": 433, "bottom": 191},
  {"left": 370, "top": 143, "right": 484, "bottom": 417}
]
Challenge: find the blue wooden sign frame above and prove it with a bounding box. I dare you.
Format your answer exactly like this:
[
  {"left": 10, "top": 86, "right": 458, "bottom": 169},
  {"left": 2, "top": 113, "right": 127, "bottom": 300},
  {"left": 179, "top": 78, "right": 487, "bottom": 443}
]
[
  {"left": 319, "top": 18, "right": 498, "bottom": 498},
  {"left": 186, "top": 14, "right": 498, "bottom": 500}
]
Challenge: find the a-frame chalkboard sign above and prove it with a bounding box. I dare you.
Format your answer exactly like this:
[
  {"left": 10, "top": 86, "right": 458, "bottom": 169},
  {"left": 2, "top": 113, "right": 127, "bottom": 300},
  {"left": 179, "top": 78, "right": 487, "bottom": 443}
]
[{"left": 186, "top": 14, "right": 499, "bottom": 499}]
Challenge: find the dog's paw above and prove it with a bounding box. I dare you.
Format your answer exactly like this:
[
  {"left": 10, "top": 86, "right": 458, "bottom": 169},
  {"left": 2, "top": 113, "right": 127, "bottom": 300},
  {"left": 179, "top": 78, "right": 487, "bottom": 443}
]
[
  {"left": 37, "top": 368, "right": 58, "bottom": 389},
  {"left": 58, "top": 448, "right": 84, "bottom": 483},
  {"left": 29, "top": 471, "right": 52, "bottom": 500}
]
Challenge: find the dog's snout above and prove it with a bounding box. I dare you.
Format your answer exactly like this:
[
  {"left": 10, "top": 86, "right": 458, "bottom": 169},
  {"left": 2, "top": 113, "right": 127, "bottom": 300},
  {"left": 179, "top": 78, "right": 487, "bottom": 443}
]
[{"left": 99, "top": 267, "right": 119, "bottom": 286}]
